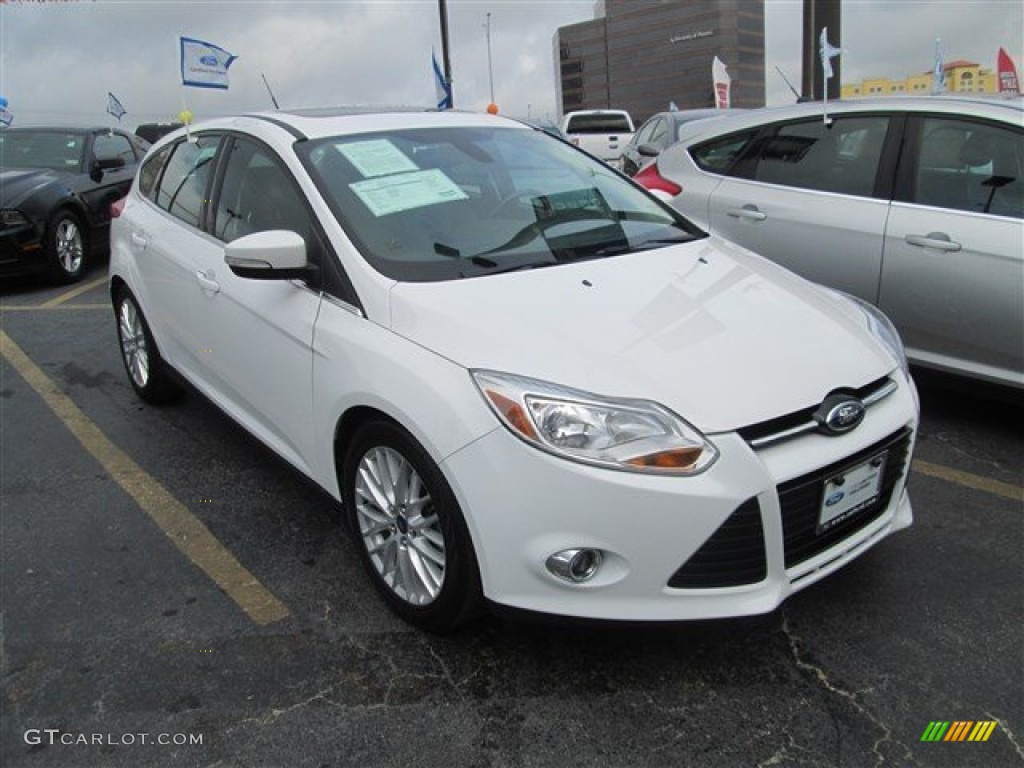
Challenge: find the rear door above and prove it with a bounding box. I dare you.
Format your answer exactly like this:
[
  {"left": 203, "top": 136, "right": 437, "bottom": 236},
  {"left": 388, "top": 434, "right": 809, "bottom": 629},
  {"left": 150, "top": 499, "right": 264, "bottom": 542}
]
[
  {"left": 880, "top": 114, "right": 1024, "bottom": 385},
  {"left": 127, "top": 134, "right": 223, "bottom": 372},
  {"left": 705, "top": 113, "right": 896, "bottom": 303}
]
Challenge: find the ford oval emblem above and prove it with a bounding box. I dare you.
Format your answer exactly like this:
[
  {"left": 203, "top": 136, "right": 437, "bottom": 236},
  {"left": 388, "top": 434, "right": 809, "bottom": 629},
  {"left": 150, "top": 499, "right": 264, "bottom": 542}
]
[
  {"left": 814, "top": 394, "right": 866, "bottom": 436},
  {"left": 200, "top": 55, "right": 219, "bottom": 66},
  {"left": 825, "top": 491, "right": 845, "bottom": 507}
]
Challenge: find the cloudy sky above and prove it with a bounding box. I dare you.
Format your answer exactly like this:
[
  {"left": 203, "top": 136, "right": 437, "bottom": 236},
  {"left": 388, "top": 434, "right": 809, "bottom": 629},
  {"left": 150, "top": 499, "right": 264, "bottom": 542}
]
[{"left": 0, "top": 0, "right": 1020, "bottom": 127}]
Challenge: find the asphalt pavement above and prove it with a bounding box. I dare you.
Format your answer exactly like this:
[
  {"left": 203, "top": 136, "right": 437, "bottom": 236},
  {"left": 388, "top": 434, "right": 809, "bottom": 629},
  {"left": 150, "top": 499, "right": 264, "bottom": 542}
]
[{"left": 2, "top": 263, "right": 1021, "bottom": 767}]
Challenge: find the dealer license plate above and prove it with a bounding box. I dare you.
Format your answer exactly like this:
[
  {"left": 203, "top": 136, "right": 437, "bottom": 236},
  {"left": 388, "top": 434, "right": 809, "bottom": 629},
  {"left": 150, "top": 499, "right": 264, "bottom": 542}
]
[{"left": 818, "top": 452, "right": 887, "bottom": 534}]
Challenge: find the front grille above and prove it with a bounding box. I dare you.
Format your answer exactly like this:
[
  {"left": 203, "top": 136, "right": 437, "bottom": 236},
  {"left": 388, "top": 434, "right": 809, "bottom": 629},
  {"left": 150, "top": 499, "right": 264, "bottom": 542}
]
[
  {"left": 779, "top": 428, "right": 912, "bottom": 569},
  {"left": 738, "top": 376, "right": 895, "bottom": 448},
  {"left": 668, "top": 498, "right": 766, "bottom": 588}
]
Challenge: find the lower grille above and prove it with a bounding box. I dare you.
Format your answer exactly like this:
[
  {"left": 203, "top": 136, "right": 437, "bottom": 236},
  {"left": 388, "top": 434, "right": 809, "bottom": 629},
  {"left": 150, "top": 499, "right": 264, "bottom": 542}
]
[
  {"left": 779, "top": 428, "right": 912, "bottom": 569},
  {"left": 668, "top": 498, "right": 766, "bottom": 588}
]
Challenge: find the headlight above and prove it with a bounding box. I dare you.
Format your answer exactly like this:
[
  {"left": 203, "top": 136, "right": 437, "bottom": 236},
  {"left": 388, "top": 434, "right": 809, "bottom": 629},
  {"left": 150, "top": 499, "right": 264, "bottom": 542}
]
[
  {"left": 818, "top": 287, "right": 909, "bottom": 377},
  {"left": 472, "top": 370, "right": 718, "bottom": 475},
  {"left": 849, "top": 296, "right": 909, "bottom": 376},
  {"left": 1, "top": 209, "right": 30, "bottom": 229}
]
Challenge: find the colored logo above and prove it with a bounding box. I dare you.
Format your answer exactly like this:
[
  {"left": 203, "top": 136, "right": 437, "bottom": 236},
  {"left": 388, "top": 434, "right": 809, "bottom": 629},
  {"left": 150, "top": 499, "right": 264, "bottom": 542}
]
[
  {"left": 200, "top": 55, "right": 219, "bottom": 66},
  {"left": 920, "top": 721, "right": 997, "bottom": 742},
  {"left": 825, "top": 491, "right": 845, "bottom": 507}
]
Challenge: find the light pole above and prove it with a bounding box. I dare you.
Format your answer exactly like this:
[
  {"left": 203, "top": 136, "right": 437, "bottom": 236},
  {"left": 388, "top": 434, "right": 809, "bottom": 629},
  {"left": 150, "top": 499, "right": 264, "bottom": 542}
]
[{"left": 485, "top": 12, "right": 495, "bottom": 105}]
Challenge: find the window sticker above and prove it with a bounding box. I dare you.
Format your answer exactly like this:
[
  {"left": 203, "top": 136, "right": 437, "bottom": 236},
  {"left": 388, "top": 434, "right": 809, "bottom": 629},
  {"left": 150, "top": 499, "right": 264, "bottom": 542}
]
[
  {"left": 337, "top": 139, "right": 419, "bottom": 178},
  {"left": 350, "top": 169, "right": 468, "bottom": 217}
]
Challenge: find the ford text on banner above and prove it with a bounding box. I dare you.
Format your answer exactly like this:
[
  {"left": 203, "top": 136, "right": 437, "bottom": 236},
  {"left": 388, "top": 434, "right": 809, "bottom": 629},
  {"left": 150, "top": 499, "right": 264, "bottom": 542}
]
[{"left": 180, "top": 36, "right": 237, "bottom": 90}]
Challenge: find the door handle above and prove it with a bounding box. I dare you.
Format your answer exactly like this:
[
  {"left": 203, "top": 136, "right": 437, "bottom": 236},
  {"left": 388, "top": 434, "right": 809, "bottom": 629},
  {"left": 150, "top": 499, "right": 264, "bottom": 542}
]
[
  {"left": 195, "top": 270, "right": 221, "bottom": 294},
  {"left": 905, "top": 232, "right": 962, "bottom": 252},
  {"left": 726, "top": 205, "right": 767, "bottom": 221},
  {"left": 130, "top": 232, "right": 148, "bottom": 248}
]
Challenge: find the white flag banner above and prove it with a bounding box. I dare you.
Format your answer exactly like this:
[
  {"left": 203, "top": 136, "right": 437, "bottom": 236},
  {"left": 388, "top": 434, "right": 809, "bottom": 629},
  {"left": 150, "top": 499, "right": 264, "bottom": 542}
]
[
  {"left": 0, "top": 108, "right": 13, "bottom": 127},
  {"left": 180, "top": 36, "right": 237, "bottom": 90},
  {"left": 819, "top": 27, "right": 842, "bottom": 80},
  {"left": 712, "top": 56, "right": 731, "bottom": 109}
]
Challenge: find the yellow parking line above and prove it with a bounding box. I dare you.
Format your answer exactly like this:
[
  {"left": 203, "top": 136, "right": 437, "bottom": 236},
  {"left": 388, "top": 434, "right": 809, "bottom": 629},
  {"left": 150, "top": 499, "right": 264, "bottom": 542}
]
[
  {"left": 1, "top": 304, "right": 108, "bottom": 312},
  {"left": 912, "top": 460, "right": 1023, "bottom": 503},
  {"left": 0, "top": 330, "right": 291, "bottom": 626},
  {"left": 40, "top": 275, "right": 109, "bottom": 308}
]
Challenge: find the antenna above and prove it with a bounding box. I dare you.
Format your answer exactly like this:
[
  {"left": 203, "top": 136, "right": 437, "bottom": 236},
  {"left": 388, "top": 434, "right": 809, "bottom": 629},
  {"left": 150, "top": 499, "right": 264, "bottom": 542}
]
[
  {"left": 775, "top": 66, "right": 803, "bottom": 102},
  {"left": 261, "top": 73, "right": 281, "bottom": 110}
]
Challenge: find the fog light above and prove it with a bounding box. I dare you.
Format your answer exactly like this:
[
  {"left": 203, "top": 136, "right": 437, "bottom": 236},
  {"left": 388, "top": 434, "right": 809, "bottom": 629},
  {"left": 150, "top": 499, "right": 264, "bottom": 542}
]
[{"left": 546, "top": 548, "right": 604, "bottom": 583}]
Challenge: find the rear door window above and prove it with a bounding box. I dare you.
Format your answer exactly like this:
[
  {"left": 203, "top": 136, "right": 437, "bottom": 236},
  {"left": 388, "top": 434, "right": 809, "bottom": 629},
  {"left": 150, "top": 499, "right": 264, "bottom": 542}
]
[
  {"left": 154, "top": 136, "right": 221, "bottom": 228},
  {"left": 748, "top": 116, "right": 890, "bottom": 198}
]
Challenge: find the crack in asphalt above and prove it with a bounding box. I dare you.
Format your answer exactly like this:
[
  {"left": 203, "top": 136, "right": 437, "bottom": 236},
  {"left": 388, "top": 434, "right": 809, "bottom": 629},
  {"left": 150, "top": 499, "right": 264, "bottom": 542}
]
[
  {"left": 755, "top": 730, "right": 820, "bottom": 767},
  {"left": 781, "top": 614, "right": 921, "bottom": 768},
  {"left": 987, "top": 711, "right": 1024, "bottom": 761}
]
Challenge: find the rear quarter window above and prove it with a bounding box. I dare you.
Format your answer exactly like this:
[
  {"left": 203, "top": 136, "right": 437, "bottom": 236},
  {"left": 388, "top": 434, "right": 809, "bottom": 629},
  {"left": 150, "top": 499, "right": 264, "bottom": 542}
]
[{"left": 690, "top": 129, "right": 758, "bottom": 174}]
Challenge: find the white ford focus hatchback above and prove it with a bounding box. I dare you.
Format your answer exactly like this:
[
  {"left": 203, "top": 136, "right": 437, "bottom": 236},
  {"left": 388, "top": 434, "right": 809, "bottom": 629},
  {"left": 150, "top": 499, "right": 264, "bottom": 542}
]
[{"left": 109, "top": 109, "right": 919, "bottom": 631}]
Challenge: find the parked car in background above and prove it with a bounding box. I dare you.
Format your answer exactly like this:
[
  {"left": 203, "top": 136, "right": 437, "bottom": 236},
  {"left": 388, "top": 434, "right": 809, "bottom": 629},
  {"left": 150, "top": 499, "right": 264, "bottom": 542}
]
[
  {"left": 134, "top": 122, "right": 183, "bottom": 144},
  {"left": 0, "top": 126, "right": 146, "bottom": 283},
  {"left": 634, "top": 96, "right": 1024, "bottom": 389},
  {"left": 110, "top": 107, "right": 918, "bottom": 631},
  {"left": 560, "top": 109, "right": 635, "bottom": 167},
  {"left": 621, "top": 108, "right": 745, "bottom": 176}
]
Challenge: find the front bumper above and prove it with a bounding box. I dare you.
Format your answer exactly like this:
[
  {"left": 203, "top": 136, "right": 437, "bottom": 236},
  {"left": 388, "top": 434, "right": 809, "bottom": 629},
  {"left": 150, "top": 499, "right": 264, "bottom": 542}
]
[
  {"left": 443, "top": 373, "right": 918, "bottom": 621},
  {"left": 0, "top": 222, "right": 46, "bottom": 277}
]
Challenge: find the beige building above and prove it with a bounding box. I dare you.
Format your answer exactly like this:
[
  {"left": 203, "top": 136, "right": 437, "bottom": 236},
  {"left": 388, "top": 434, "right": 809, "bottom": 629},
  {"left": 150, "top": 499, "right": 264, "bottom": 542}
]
[{"left": 842, "top": 59, "right": 997, "bottom": 98}]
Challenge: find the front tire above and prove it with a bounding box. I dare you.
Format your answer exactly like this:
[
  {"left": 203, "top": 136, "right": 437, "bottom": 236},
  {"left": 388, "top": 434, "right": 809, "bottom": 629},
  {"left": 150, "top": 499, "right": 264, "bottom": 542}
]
[
  {"left": 46, "top": 210, "right": 87, "bottom": 284},
  {"left": 343, "top": 420, "right": 482, "bottom": 632},
  {"left": 113, "top": 288, "right": 181, "bottom": 404}
]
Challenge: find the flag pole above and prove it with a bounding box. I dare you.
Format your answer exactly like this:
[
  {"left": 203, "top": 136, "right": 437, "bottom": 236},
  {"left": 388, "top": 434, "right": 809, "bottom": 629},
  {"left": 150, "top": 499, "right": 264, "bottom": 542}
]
[{"left": 438, "top": 0, "right": 454, "bottom": 108}]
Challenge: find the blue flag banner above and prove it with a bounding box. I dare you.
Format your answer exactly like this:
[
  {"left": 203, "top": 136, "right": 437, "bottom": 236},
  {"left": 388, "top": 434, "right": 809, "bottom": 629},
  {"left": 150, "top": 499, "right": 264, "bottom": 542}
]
[
  {"left": 180, "top": 36, "right": 237, "bottom": 90},
  {"left": 433, "top": 50, "right": 452, "bottom": 110},
  {"left": 107, "top": 92, "right": 127, "bottom": 121}
]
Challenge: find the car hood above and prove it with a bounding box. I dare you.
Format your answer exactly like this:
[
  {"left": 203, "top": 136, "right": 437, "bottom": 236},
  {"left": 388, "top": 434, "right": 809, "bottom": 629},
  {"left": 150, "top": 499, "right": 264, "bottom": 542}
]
[
  {"left": 388, "top": 237, "right": 896, "bottom": 433},
  {"left": 0, "top": 168, "right": 63, "bottom": 207}
]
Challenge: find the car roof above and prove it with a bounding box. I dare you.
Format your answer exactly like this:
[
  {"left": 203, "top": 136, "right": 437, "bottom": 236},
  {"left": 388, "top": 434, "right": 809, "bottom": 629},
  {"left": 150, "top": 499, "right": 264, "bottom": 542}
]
[
  {"left": 164, "top": 108, "right": 532, "bottom": 145},
  {"left": 1, "top": 126, "right": 115, "bottom": 134},
  {"left": 673, "top": 95, "right": 1024, "bottom": 146}
]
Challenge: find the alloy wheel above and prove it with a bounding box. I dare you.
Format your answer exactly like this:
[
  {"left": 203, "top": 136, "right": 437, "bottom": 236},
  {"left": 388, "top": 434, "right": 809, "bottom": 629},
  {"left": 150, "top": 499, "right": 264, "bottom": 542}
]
[
  {"left": 354, "top": 446, "right": 447, "bottom": 605},
  {"left": 55, "top": 217, "right": 84, "bottom": 275},
  {"left": 118, "top": 299, "right": 149, "bottom": 388}
]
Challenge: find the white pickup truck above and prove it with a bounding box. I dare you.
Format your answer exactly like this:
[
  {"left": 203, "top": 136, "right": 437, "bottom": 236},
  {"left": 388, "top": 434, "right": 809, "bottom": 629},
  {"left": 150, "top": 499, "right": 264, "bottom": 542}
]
[{"left": 560, "top": 109, "right": 635, "bottom": 168}]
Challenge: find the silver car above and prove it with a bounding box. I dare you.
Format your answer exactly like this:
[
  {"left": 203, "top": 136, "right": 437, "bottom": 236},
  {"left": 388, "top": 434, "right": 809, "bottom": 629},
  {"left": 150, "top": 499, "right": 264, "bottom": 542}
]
[{"left": 636, "top": 96, "right": 1023, "bottom": 389}]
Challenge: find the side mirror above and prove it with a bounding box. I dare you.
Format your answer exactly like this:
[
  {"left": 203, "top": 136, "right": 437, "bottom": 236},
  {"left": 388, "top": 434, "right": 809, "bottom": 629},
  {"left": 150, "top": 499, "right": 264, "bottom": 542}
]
[
  {"left": 224, "top": 230, "right": 317, "bottom": 281},
  {"left": 96, "top": 155, "right": 126, "bottom": 170},
  {"left": 638, "top": 143, "right": 660, "bottom": 158},
  {"left": 90, "top": 155, "right": 125, "bottom": 181}
]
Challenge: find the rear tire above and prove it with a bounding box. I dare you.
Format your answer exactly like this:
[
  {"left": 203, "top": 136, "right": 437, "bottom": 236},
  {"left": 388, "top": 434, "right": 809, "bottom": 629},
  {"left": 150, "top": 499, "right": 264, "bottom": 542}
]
[
  {"left": 342, "top": 420, "right": 482, "bottom": 632},
  {"left": 113, "top": 288, "right": 181, "bottom": 404}
]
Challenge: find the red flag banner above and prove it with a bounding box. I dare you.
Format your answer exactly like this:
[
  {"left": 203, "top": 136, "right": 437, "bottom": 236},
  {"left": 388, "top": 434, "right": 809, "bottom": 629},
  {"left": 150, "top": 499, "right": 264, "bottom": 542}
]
[{"left": 997, "top": 47, "right": 1020, "bottom": 94}]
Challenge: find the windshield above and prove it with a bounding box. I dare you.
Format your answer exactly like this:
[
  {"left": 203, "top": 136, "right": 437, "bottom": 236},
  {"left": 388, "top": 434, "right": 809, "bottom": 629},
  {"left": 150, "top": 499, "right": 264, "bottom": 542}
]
[
  {"left": 0, "top": 130, "right": 87, "bottom": 171},
  {"left": 299, "top": 125, "right": 703, "bottom": 282}
]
